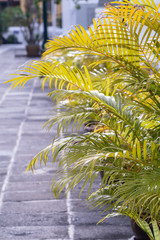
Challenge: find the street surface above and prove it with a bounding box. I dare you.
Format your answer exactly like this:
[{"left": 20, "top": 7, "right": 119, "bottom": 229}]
[{"left": 0, "top": 45, "right": 133, "bottom": 240}]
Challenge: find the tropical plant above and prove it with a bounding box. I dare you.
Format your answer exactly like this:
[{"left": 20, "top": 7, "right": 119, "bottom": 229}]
[
  {"left": 7, "top": 0, "right": 160, "bottom": 239},
  {"left": 0, "top": 9, "right": 10, "bottom": 43},
  {"left": 2, "top": 6, "right": 22, "bottom": 27}
]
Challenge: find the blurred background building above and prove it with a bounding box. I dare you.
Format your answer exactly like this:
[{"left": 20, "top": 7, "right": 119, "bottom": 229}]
[
  {"left": 0, "top": 0, "right": 159, "bottom": 45},
  {"left": 0, "top": 0, "right": 20, "bottom": 10}
]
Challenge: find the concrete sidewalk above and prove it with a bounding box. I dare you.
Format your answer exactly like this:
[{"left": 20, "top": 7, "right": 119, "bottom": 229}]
[{"left": 0, "top": 46, "right": 133, "bottom": 240}]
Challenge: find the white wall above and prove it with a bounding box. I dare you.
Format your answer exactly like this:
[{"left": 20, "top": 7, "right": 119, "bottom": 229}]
[
  {"left": 62, "top": 0, "right": 98, "bottom": 32},
  {"left": 62, "top": 0, "right": 77, "bottom": 32},
  {"left": 76, "top": 2, "right": 98, "bottom": 29},
  {"left": 3, "top": 26, "right": 24, "bottom": 43}
]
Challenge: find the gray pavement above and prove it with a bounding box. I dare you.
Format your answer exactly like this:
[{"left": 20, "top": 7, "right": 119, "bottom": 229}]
[{"left": 0, "top": 45, "right": 133, "bottom": 240}]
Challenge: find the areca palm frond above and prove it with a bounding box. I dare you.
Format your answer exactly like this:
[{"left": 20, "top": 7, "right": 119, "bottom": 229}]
[
  {"left": 7, "top": 57, "right": 121, "bottom": 96},
  {"left": 89, "top": 179, "right": 160, "bottom": 240},
  {"left": 89, "top": 170, "right": 160, "bottom": 215},
  {"left": 26, "top": 127, "right": 160, "bottom": 216},
  {"left": 27, "top": 90, "right": 159, "bottom": 180},
  {"left": 44, "top": 3, "right": 160, "bottom": 74},
  {"left": 44, "top": 102, "right": 100, "bottom": 135},
  {"left": 122, "top": 0, "right": 158, "bottom": 10},
  {"left": 7, "top": 60, "right": 93, "bottom": 91},
  {"left": 50, "top": 89, "right": 159, "bottom": 137}
]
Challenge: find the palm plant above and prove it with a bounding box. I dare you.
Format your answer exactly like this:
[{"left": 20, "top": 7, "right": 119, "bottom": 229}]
[
  {"left": 13, "top": 0, "right": 42, "bottom": 56},
  {"left": 7, "top": 0, "right": 160, "bottom": 239}
]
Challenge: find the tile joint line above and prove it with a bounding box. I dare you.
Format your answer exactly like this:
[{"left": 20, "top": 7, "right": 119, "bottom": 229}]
[{"left": 58, "top": 104, "right": 75, "bottom": 240}]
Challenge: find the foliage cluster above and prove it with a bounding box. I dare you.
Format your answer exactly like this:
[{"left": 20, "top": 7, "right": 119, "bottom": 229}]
[
  {"left": 7, "top": 0, "right": 160, "bottom": 239},
  {"left": 0, "top": 9, "right": 11, "bottom": 39},
  {"left": 2, "top": 6, "right": 22, "bottom": 27}
]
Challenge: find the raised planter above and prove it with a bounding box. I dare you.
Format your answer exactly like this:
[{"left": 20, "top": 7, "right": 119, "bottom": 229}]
[
  {"left": 26, "top": 45, "right": 40, "bottom": 57},
  {"left": 99, "top": 173, "right": 154, "bottom": 240},
  {"left": 130, "top": 219, "right": 150, "bottom": 240}
]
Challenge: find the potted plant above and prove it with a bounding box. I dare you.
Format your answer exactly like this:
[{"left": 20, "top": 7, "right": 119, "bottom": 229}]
[
  {"left": 7, "top": 0, "right": 160, "bottom": 239},
  {"left": 20, "top": 0, "right": 42, "bottom": 56}
]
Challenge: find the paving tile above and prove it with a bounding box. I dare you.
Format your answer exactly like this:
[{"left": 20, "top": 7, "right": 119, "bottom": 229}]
[
  {"left": 0, "top": 145, "right": 15, "bottom": 152},
  {"left": 0, "top": 168, "right": 7, "bottom": 176},
  {"left": 0, "top": 113, "right": 25, "bottom": 119},
  {"left": 0, "top": 213, "right": 68, "bottom": 227},
  {"left": 3, "top": 190, "right": 56, "bottom": 202},
  {"left": 0, "top": 107, "right": 25, "bottom": 113},
  {"left": 70, "top": 199, "right": 105, "bottom": 213},
  {"left": 1, "top": 200, "right": 67, "bottom": 214},
  {"left": 74, "top": 225, "right": 132, "bottom": 239},
  {"left": 9, "top": 173, "right": 55, "bottom": 182},
  {"left": 0, "top": 239, "right": 69, "bottom": 240},
  {"left": 71, "top": 212, "right": 131, "bottom": 226},
  {"left": 0, "top": 162, "right": 10, "bottom": 169},
  {"left": 11, "top": 164, "right": 58, "bottom": 175},
  {"left": 0, "top": 155, "right": 11, "bottom": 161},
  {"left": 0, "top": 174, "right": 6, "bottom": 183},
  {"left": 6, "top": 181, "right": 53, "bottom": 192},
  {"left": 0, "top": 226, "right": 69, "bottom": 239}
]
